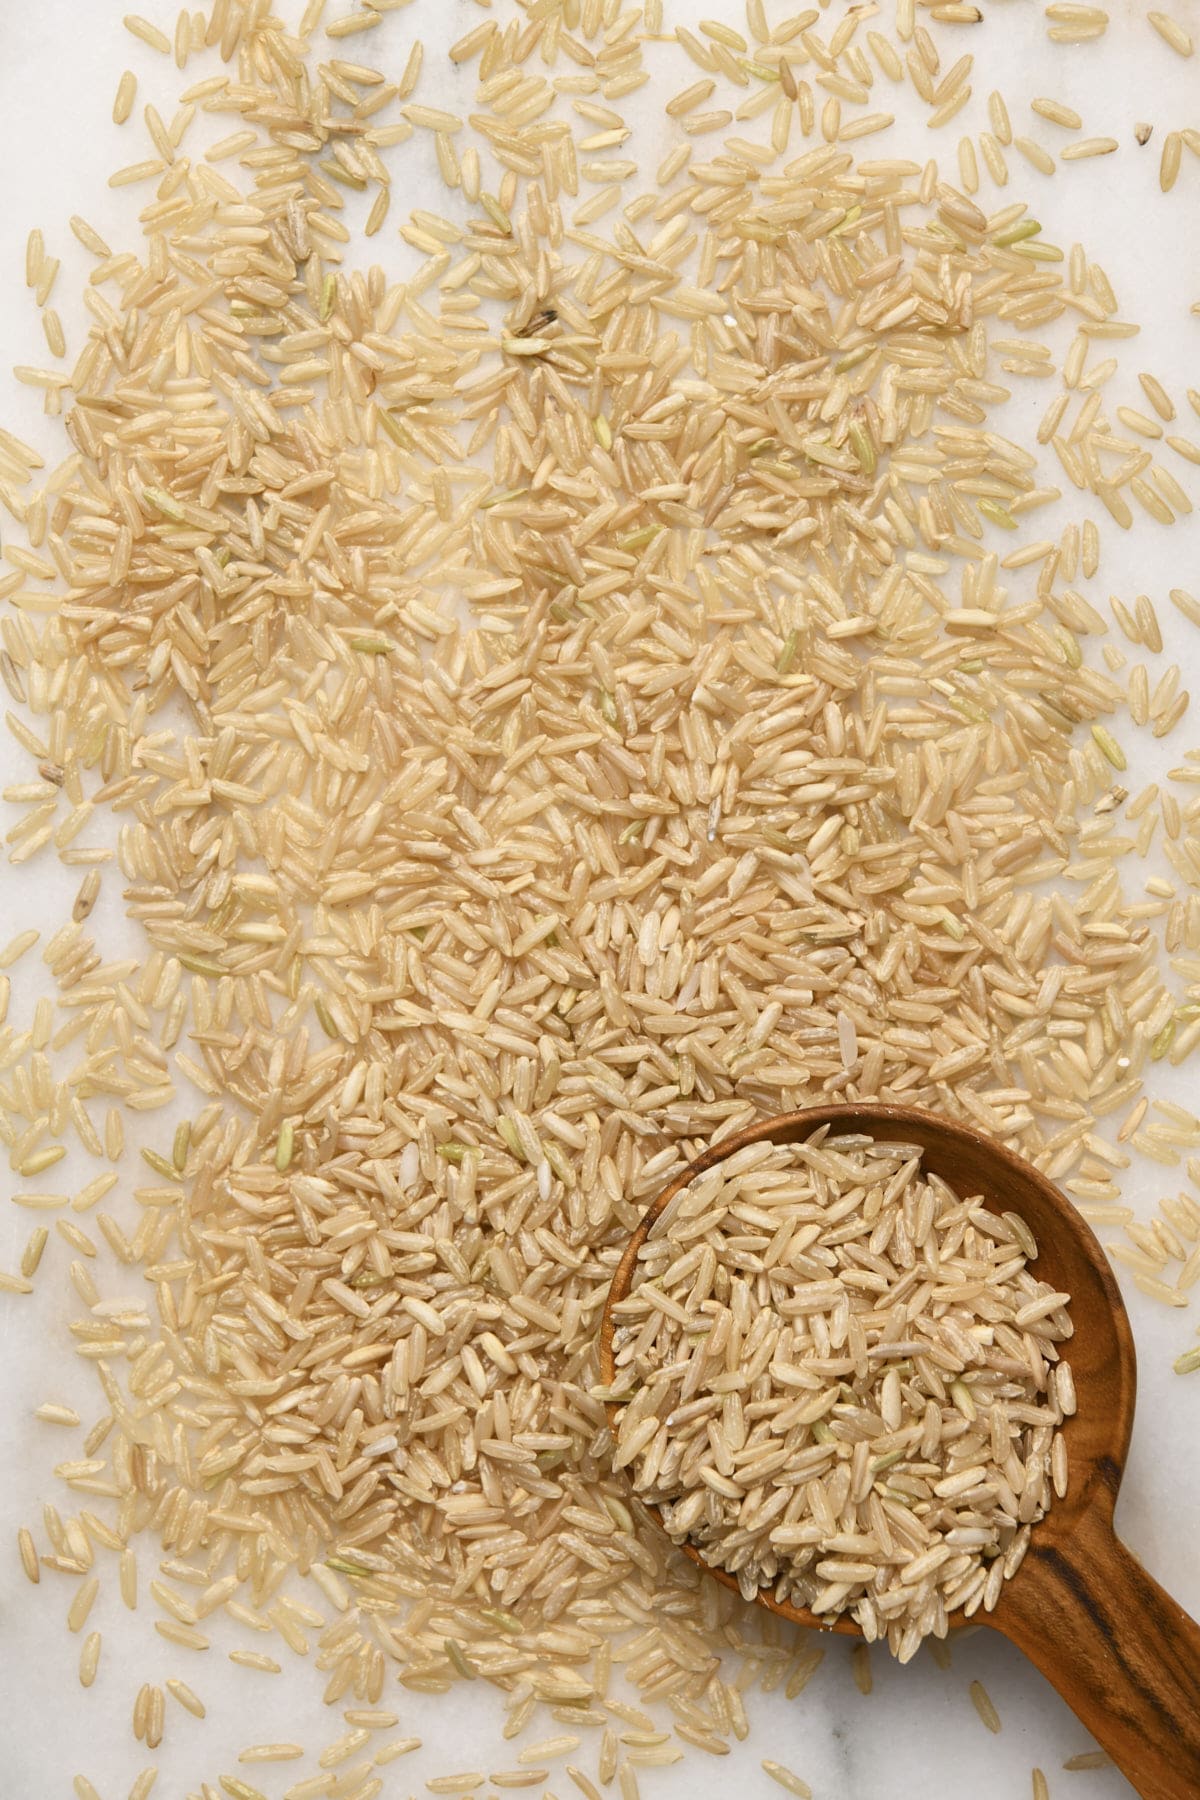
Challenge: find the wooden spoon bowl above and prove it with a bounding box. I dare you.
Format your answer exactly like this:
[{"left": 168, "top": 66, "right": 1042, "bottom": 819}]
[{"left": 599, "top": 1104, "right": 1200, "bottom": 1800}]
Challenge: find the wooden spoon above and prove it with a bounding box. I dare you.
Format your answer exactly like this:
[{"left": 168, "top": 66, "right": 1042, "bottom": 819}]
[{"left": 599, "top": 1104, "right": 1200, "bottom": 1800}]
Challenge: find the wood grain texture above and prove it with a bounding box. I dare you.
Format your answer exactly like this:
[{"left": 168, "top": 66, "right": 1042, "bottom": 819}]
[
  {"left": 599, "top": 1104, "right": 1200, "bottom": 1799},
  {"left": 1001, "top": 1513, "right": 1200, "bottom": 1800}
]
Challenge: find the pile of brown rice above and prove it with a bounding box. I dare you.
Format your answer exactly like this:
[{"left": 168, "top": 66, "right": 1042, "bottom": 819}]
[
  {"left": 610, "top": 1130, "right": 1073, "bottom": 1662},
  {"left": 0, "top": 0, "right": 1198, "bottom": 1790}
]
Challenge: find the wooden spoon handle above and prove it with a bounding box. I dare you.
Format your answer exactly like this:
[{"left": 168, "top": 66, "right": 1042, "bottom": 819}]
[{"left": 998, "top": 1507, "right": 1200, "bottom": 1800}]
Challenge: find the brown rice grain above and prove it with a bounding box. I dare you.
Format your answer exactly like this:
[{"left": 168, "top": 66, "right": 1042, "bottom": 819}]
[
  {"left": 123, "top": 15, "right": 170, "bottom": 52},
  {"left": 17, "top": 1528, "right": 39, "bottom": 1585},
  {"left": 969, "top": 1680, "right": 1002, "bottom": 1733},
  {"left": 1148, "top": 11, "right": 1193, "bottom": 56},
  {"left": 762, "top": 1764, "right": 812, "bottom": 1799}
]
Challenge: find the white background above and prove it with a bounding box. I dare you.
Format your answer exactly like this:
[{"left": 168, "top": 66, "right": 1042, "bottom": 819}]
[{"left": 1, "top": 2, "right": 1199, "bottom": 1796}]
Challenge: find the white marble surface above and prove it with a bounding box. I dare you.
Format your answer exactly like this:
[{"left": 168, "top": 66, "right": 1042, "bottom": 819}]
[{"left": 1, "top": 3, "right": 1199, "bottom": 1797}]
